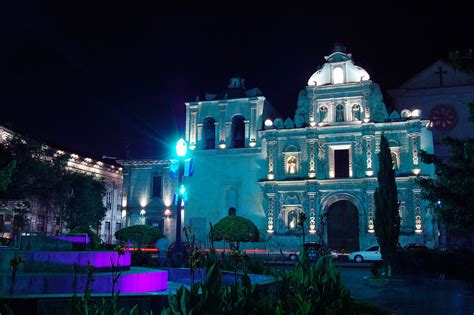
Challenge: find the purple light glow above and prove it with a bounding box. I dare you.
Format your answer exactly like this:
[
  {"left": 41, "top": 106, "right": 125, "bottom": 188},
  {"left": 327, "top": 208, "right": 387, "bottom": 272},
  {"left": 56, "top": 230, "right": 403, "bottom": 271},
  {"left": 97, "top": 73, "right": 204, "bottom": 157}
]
[
  {"left": 22, "top": 251, "right": 131, "bottom": 270},
  {"left": 50, "top": 235, "right": 90, "bottom": 244},
  {"left": 5, "top": 268, "right": 168, "bottom": 294}
]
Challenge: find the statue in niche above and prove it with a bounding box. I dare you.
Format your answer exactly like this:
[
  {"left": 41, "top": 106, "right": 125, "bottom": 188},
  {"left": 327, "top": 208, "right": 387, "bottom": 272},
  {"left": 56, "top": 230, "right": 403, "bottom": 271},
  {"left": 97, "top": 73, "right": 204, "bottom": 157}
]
[
  {"left": 352, "top": 104, "right": 362, "bottom": 121},
  {"left": 319, "top": 106, "right": 328, "bottom": 123},
  {"left": 287, "top": 156, "right": 297, "bottom": 174},
  {"left": 287, "top": 210, "right": 298, "bottom": 231},
  {"left": 335, "top": 104, "right": 345, "bottom": 122},
  {"left": 294, "top": 89, "right": 309, "bottom": 127}
]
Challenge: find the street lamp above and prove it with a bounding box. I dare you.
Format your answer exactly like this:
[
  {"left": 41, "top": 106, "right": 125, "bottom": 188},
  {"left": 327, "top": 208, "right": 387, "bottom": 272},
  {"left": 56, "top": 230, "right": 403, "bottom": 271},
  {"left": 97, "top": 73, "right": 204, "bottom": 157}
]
[{"left": 175, "top": 138, "right": 187, "bottom": 257}]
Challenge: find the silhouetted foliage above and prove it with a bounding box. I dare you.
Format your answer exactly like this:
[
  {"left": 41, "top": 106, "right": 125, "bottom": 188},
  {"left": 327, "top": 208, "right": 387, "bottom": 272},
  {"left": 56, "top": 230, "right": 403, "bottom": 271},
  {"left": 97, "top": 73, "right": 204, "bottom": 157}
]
[{"left": 374, "top": 134, "right": 401, "bottom": 275}]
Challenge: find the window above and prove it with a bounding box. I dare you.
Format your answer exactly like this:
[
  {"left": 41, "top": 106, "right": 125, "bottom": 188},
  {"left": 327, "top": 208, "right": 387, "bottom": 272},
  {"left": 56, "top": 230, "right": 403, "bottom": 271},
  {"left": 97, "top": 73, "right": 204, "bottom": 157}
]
[
  {"left": 352, "top": 104, "right": 362, "bottom": 121},
  {"left": 152, "top": 176, "right": 162, "bottom": 198},
  {"left": 333, "top": 67, "right": 344, "bottom": 84},
  {"left": 105, "top": 221, "right": 111, "bottom": 232},
  {"left": 106, "top": 191, "right": 112, "bottom": 204},
  {"left": 319, "top": 106, "right": 328, "bottom": 123},
  {"left": 231, "top": 115, "right": 245, "bottom": 148},
  {"left": 0, "top": 215, "right": 4, "bottom": 231},
  {"left": 334, "top": 149, "right": 350, "bottom": 178},
  {"left": 228, "top": 207, "right": 236, "bottom": 216},
  {"left": 116, "top": 222, "right": 122, "bottom": 232},
  {"left": 202, "top": 117, "right": 216, "bottom": 150},
  {"left": 55, "top": 216, "right": 60, "bottom": 226},
  {"left": 335, "top": 104, "right": 345, "bottom": 122},
  {"left": 367, "top": 246, "right": 379, "bottom": 251},
  {"left": 286, "top": 156, "right": 298, "bottom": 174}
]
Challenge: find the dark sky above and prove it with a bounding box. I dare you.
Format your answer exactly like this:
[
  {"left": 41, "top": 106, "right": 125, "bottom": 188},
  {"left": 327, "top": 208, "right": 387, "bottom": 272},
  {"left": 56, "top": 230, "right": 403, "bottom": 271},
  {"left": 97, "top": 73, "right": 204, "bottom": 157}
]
[{"left": 1, "top": 6, "right": 471, "bottom": 159}]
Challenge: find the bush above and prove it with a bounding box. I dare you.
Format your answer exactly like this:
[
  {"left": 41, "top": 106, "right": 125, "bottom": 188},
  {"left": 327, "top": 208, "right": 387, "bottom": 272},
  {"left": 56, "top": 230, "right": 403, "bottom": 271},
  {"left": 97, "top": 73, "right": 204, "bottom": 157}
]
[
  {"left": 114, "top": 224, "right": 161, "bottom": 247},
  {"left": 212, "top": 216, "right": 259, "bottom": 249},
  {"left": 393, "top": 248, "right": 474, "bottom": 281},
  {"left": 69, "top": 227, "right": 101, "bottom": 249}
]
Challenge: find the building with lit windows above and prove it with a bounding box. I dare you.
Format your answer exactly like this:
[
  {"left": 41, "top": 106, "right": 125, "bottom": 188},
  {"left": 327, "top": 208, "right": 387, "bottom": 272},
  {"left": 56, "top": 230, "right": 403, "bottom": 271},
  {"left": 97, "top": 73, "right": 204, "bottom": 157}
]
[{"left": 121, "top": 45, "right": 438, "bottom": 250}]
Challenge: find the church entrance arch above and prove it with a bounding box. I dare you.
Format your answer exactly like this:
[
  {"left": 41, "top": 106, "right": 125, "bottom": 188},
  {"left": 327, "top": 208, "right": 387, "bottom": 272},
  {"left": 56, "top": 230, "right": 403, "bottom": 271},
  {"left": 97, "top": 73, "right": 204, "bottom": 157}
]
[{"left": 326, "top": 200, "right": 359, "bottom": 252}]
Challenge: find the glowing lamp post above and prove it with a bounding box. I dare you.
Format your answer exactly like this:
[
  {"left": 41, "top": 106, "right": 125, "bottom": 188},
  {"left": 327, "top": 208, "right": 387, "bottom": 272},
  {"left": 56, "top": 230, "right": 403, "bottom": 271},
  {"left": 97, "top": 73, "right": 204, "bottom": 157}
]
[{"left": 175, "top": 138, "right": 187, "bottom": 257}]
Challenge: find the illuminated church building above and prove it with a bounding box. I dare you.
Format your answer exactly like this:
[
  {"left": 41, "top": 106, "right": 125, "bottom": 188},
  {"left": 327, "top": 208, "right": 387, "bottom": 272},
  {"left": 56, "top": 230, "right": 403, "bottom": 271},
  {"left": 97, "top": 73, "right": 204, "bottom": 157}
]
[{"left": 120, "top": 46, "right": 438, "bottom": 251}]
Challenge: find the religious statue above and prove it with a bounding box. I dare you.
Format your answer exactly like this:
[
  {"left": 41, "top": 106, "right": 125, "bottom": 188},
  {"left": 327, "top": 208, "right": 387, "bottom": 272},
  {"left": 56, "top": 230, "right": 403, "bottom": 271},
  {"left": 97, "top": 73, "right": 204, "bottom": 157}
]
[
  {"left": 319, "top": 106, "right": 328, "bottom": 123},
  {"left": 352, "top": 104, "right": 362, "bottom": 121},
  {"left": 287, "top": 156, "right": 297, "bottom": 174},
  {"left": 335, "top": 104, "right": 345, "bottom": 122}
]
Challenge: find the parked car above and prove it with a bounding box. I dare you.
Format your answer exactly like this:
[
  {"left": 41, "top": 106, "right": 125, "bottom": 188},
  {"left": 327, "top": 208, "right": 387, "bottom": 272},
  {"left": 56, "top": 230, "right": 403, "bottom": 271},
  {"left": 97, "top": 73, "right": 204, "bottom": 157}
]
[{"left": 348, "top": 245, "right": 382, "bottom": 263}]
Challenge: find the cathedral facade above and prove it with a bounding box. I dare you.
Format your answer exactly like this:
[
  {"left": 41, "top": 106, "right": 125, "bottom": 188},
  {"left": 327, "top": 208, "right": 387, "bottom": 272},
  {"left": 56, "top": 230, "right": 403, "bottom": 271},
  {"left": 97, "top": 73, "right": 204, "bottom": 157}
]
[{"left": 121, "top": 47, "right": 438, "bottom": 251}]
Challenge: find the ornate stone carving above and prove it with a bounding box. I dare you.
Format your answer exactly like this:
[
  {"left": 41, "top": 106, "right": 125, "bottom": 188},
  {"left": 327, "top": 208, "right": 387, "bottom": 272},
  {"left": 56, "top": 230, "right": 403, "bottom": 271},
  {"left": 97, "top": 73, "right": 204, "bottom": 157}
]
[
  {"left": 318, "top": 139, "right": 326, "bottom": 160},
  {"left": 411, "top": 135, "right": 419, "bottom": 166},
  {"left": 355, "top": 137, "right": 363, "bottom": 155},
  {"left": 266, "top": 193, "right": 276, "bottom": 233}
]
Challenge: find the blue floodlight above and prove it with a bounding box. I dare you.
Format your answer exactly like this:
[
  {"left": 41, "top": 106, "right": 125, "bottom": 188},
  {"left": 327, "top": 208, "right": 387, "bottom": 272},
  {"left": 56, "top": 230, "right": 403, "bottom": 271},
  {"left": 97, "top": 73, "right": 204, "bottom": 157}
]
[{"left": 176, "top": 138, "right": 188, "bottom": 158}]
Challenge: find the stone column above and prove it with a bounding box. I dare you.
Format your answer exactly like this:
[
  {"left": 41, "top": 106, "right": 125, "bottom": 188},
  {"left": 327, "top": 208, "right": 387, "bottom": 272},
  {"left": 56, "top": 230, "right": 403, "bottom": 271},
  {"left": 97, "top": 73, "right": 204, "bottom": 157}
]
[
  {"left": 266, "top": 193, "right": 276, "bottom": 233},
  {"left": 409, "top": 133, "right": 421, "bottom": 175},
  {"left": 267, "top": 141, "right": 276, "bottom": 180},
  {"left": 367, "top": 190, "right": 375, "bottom": 233},
  {"left": 218, "top": 102, "right": 227, "bottom": 149},
  {"left": 363, "top": 135, "right": 374, "bottom": 177},
  {"left": 413, "top": 189, "right": 423, "bottom": 233},
  {"left": 249, "top": 101, "right": 257, "bottom": 147},
  {"left": 244, "top": 119, "right": 250, "bottom": 148},
  {"left": 197, "top": 123, "right": 203, "bottom": 148},
  {"left": 308, "top": 192, "right": 317, "bottom": 233},
  {"left": 308, "top": 140, "right": 317, "bottom": 178},
  {"left": 189, "top": 110, "right": 198, "bottom": 149}
]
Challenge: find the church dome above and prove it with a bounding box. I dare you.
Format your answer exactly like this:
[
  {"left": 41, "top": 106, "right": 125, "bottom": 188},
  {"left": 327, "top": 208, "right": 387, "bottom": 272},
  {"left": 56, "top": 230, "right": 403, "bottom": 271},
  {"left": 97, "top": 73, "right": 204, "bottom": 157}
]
[{"left": 307, "top": 45, "right": 370, "bottom": 86}]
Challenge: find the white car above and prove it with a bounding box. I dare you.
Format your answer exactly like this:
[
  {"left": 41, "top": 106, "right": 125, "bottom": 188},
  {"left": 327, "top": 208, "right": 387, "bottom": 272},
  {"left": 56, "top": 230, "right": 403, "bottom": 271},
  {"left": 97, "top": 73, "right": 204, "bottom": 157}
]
[{"left": 348, "top": 245, "right": 382, "bottom": 263}]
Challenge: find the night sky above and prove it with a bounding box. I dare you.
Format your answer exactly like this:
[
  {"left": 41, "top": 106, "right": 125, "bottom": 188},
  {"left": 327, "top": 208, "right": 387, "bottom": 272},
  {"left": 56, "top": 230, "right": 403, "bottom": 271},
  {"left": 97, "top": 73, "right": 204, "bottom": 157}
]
[{"left": 1, "top": 6, "right": 471, "bottom": 160}]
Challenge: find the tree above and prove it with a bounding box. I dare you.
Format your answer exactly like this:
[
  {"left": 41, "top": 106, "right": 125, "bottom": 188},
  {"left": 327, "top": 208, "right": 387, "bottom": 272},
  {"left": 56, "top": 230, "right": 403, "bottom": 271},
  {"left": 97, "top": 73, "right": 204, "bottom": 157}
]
[
  {"left": 0, "top": 160, "right": 15, "bottom": 192},
  {"left": 212, "top": 215, "right": 259, "bottom": 250},
  {"left": 114, "top": 225, "right": 162, "bottom": 248},
  {"left": 61, "top": 173, "right": 107, "bottom": 231},
  {"left": 374, "top": 134, "right": 400, "bottom": 276},
  {"left": 0, "top": 135, "right": 69, "bottom": 234}
]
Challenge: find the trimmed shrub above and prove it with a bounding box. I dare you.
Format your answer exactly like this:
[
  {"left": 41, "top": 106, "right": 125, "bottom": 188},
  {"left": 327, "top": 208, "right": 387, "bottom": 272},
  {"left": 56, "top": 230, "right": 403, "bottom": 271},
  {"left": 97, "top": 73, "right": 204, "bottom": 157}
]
[
  {"left": 114, "top": 224, "right": 161, "bottom": 247},
  {"left": 212, "top": 215, "right": 259, "bottom": 249},
  {"left": 69, "top": 227, "right": 101, "bottom": 249}
]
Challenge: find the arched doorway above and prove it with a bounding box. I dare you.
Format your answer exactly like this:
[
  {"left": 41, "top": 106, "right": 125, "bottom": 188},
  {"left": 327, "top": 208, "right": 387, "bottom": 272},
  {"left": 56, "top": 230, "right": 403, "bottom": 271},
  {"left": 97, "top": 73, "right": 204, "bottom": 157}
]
[{"left": 326, "top": 200, "right": 359, "bottom": 252}]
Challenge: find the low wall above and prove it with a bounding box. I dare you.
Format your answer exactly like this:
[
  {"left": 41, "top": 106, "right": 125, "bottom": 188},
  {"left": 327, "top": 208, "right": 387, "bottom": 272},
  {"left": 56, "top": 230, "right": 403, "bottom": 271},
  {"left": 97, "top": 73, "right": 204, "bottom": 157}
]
[
  {"left": 0, "top": 267, "right": 168, "bottom": 295},
  {"left": 0, "top": 250, "right": 131, "bottom": 273}
]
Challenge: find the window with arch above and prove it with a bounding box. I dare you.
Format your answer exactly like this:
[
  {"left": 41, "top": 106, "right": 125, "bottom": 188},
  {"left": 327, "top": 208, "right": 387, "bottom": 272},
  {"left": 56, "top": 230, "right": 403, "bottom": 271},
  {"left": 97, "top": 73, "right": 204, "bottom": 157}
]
[
  {"left": 286, "top": 155, "right": 298, "bottom": 174},
  {"left": 319, "top": 106, "right": 328, "bottom": 123},
  {"left": 231, "top": 115, "right": 245, "bottom": 148},
  {"left": 335, "top": 104, "right": 345, "bottom": 122},
  {"left": 333, "top": 67, "right": 344, "bottom": 84},
  {"left": 352, "top": 104, "right": 362, "bottom": 121},
  {"left": 202, "top": 117, "right": 216, "bottom": 150}
]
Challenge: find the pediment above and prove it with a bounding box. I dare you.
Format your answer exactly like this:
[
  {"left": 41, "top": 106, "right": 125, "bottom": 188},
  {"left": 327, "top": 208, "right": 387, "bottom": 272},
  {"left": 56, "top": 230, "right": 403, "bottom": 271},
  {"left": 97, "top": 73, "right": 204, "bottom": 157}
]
[{"left": 400, "top": 59, "right": 474, "bottom": 89}]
